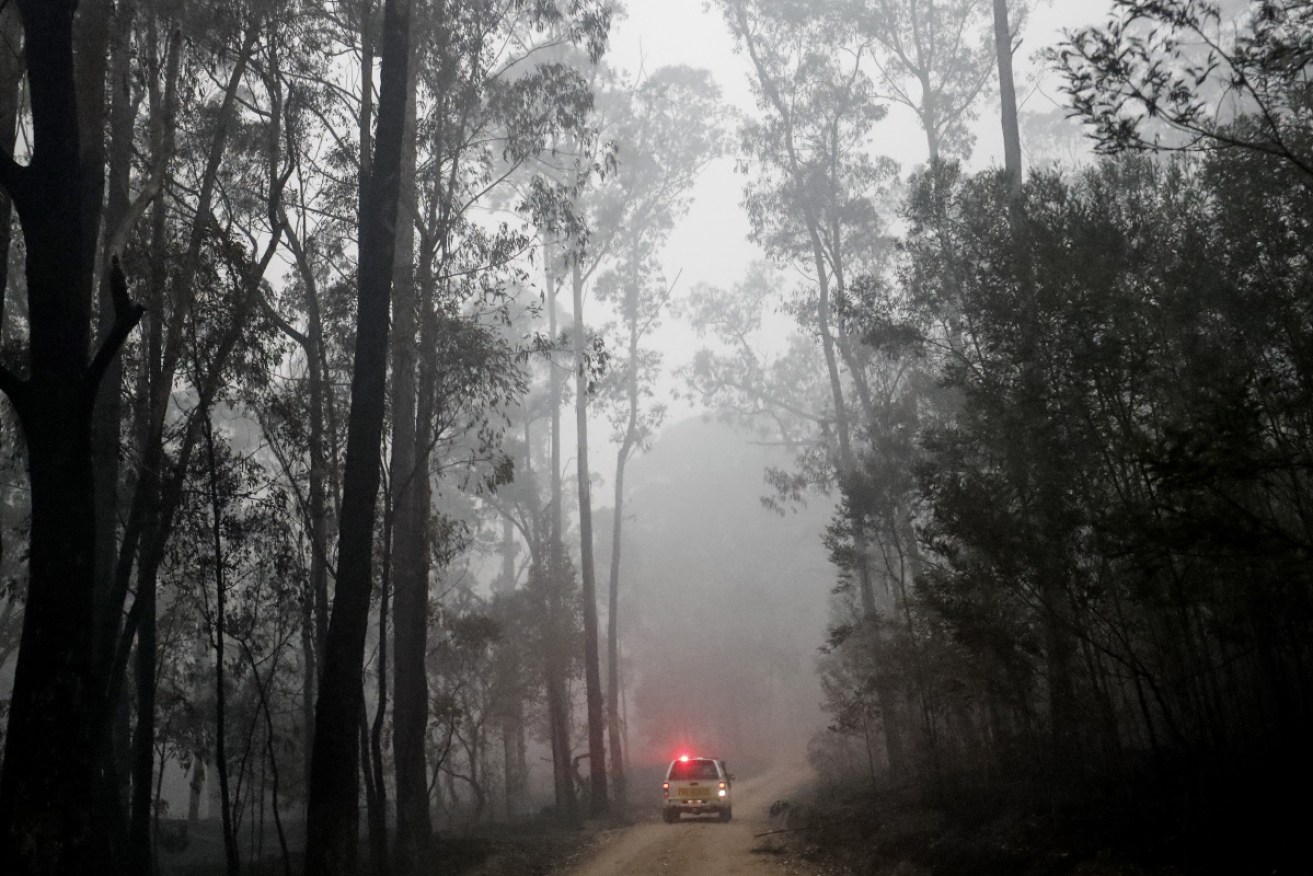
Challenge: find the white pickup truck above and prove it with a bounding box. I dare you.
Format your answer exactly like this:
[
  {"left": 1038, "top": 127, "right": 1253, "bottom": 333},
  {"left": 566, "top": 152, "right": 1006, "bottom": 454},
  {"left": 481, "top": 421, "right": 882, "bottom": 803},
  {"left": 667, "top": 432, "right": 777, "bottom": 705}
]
[{"left": 661, "top": 755, "right": 733, "bottom": 822}]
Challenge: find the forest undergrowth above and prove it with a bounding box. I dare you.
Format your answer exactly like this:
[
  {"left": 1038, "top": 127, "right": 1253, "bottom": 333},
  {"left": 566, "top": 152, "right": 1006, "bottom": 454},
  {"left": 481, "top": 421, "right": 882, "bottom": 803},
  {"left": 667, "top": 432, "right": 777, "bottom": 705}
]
[
  {"left": 156, "top": 814, "right": 604, "bottom": 876},
  {"left": 767, "top": 761, "right": 1305, "bottom": 876}
]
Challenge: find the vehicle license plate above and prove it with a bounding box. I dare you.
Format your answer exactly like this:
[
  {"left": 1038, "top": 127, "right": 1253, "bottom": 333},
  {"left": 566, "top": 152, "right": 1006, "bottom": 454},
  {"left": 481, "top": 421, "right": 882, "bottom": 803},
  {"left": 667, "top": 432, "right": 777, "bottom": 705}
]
[{"left": 677, "top": 787, "right": 705, "bottom": 798}]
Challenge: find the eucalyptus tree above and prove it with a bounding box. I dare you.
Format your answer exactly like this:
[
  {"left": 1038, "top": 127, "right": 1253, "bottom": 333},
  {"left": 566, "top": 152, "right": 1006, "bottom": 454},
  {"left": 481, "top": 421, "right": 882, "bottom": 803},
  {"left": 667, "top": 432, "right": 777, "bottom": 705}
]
[
  {"left": 588, "top": 63, "right": 725, "bottom": 805},
  {"left": 302, "top": 0, "right": 412, "bottom": 868},
  {"left": 0, "top": 2, "right": 144, "bottom": 868},
  {"left": 519, "top": 38, "right": 614, "bottom": 817},
  {"left": 514, "top": 57, "right": 724, "bottom": 816},
  {"left": 78, "top": 7, "right": 304, "bottom": 872},
  {"left": 992, "top": 0, "right": 1022, "bottom": 190},
  {"left": 157, "top": 414, "right": 301, "bottom": 876},
  {"left": 484, "top": 367, "right": 588, "bottom": 819},
  {"left": 711, "top": 0, "right": 912, "bottom": 773},
  {"left": 534, "top": 120, "right": 615, "bottom": 820},
  {"left": 387, "top": 0, "right": 609, "bottom": 856},
  {"left": 858, "top": 0, "right": 998, "bottom": 163},
  {"left": 891, "top": 144, "right": 1313, "bottom": 844},
  {"left": 253, "top": 1, "right": 378, "bottom": 805},
  {"left": 0, "top": 0, "right": 302, "bottom": 871},
  {"left": 715, "top": 0, "right": 897, "bottom": 609}
]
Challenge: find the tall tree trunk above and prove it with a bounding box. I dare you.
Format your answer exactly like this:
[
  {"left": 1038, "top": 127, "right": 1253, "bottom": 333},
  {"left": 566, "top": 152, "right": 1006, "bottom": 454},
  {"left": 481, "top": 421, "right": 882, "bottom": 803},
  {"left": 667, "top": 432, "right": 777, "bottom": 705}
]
[
  {"left": 0, "top": 3, "right": 142, "bottom": 874},
  {"left": 605, "top": 450, "right": 627, "bottom": 809},
  {"left": 204, "top": 416, "right": 241, "bottom": 876},
  {"left": 275, "top": 222, "right": 332, "bottom": 791},
  {"left": 128, "top": 554, "right": 160, "bottom": 876},
  {"left": 496, "top": 515, "right": 528, "bottom": 818},
  {"left": 570, "top": 263, "right": 608, "bottom": 816},
  {"left": 733, "top": 1, "right": 905, "bottom": 776},
  {"left": 97, "top": 14, "right": 250, "bottom": 720},
  {"left": 187, "top": 760, "right": 205, "bottom": 825},
  {"left": 992, "top": 0, "right": 1022, "bottom": 193},
  {"left": 544, "top": 238, "right": 578, "bottom": 823},
  {"left": 605, "top": 257, "right": 643, "bottom": 812},
  {"left": 390, "top": 29, "right": 432, "bottom": 869},
  {"left": 74, "top": 0, "right": 111, "bottom": 293},
  {"left": 91, "top": 0, "right": 132, "bottom": 687},
  {"left": 368, "top": 564, "right": 391, "bottom": 876},
  {"left": 304, "top": 0, "right": 411, "bottom": 871},
  {"left": 0, "top": 0, "right": 17, "bottom": 325},
  {"left": 920, "top": 71, "right": 941, "bottom": 164},
  {"left": 91, "top": 23, "right": 138, "bottom": 856},
  {"left": 806, "top": 185, "right": 905, "bottom": 779}
]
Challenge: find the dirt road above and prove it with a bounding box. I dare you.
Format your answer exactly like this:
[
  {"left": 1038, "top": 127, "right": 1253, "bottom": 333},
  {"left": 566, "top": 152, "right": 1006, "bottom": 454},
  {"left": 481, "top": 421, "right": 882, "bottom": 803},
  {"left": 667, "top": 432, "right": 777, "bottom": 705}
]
[{"left": 562, "top": 764, "right": 813, "bottom": 876}]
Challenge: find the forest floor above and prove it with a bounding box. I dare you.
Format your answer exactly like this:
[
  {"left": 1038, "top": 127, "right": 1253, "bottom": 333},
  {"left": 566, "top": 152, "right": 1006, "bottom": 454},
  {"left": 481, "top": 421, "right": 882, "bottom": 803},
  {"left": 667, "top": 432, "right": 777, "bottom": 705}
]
[
  {"left": 754, "top": 774, "right": 1305, "bottom": 876},
  {"left": 156, "top": 814, "right": 598, "bottom": 876},
  {"left": 155, "top": 765, "right": 1303, "bottom": 874}
]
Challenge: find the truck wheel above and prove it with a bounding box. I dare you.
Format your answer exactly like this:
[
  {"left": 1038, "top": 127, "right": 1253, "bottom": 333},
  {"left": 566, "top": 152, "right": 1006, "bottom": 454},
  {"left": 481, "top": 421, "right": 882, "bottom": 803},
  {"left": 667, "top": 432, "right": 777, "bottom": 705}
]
[{"left": 719, "top": 807, "right": 732, "bottom": 822}]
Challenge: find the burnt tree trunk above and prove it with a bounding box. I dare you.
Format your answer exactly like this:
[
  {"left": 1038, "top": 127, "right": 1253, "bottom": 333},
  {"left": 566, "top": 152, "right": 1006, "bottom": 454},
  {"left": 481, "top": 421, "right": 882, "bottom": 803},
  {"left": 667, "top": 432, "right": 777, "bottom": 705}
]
[
  {"left": 303, "top": 0, "right": 411, "bottom": 871},
  {"left": 390, "top": 30, "right": 432, "bottom": 869},
  {"left": 0, "top": 3, "right": 143, "bottom": 874}
]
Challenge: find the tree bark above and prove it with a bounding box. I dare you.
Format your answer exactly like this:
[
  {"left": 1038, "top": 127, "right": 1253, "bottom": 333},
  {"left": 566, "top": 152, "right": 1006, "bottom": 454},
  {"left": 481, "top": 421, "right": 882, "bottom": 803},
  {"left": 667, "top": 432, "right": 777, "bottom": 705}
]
[
  {"left": 0, "top": 3, "right": 142, "bottom": 873},
  {"left": 368, "top": 566, "right": 391, "bottom": 876},
  {"left": 90, "top": 0, "right": 129, "bottom": 682},
  {"left": 0, "top": 0, "right": 17, "bottom": 325},
  {"left": 303, "top": 0, "right": 411, "bottom": 871},
  {"left": 390, "top": 27, "right": 432, "bottom": 868},
  {"left": 204, "top": 416, "right": 241, "bottom": 876}
]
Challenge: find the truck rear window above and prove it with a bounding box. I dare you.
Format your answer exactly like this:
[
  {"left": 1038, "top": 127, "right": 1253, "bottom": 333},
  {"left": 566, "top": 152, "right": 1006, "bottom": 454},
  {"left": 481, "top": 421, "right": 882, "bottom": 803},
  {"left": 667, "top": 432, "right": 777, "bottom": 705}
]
[{"left": 668, "top": 759, "right": 719, "bottom": 780}]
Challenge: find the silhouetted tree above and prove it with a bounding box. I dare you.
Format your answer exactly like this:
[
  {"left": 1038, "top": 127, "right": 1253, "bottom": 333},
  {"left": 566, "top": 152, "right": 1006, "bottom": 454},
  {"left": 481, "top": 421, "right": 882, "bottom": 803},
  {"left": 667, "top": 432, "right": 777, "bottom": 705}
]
[{"left": 0, "top": 3, "right": 143, "bottom": 873}]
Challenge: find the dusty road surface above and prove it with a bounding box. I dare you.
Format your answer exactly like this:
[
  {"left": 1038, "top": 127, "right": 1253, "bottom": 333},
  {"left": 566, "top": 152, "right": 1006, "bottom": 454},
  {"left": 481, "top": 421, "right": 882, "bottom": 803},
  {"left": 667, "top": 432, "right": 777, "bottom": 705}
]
[{"left": 562, "top": 764, "right": 813, "bottom": 876}]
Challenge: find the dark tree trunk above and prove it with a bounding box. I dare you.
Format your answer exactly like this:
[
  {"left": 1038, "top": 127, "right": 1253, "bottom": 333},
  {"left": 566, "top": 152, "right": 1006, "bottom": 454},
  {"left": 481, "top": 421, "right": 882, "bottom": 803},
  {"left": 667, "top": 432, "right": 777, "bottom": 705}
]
[
  {"left": 90, "top": 28, "right": 136, "bottom": 860},
  {"left": 95, "top": 20, "right": 247, "bottom": 822},
  {"left": 0, "top": 3, "right": 142, "bottom": 874},
  {"left": 91, "top": 0, "right": 130, "bottom": 679},
  {"left": 128, "top": 556, "right": 160, "bottom": 876},
  {"left": 368, "top": 568, "right": 391, "bottom": 876},
  {"left": 0, "top": 0, "right": 17, "bottom": 319},
  {"left": 390, "top": 35, "right": 432, "bottom": 870},
  {"left": 303, "top": 0, "right": 411, "bottom": 872},
  {"left": 204, "top": 416, "right": 241, "bottom": 876}
]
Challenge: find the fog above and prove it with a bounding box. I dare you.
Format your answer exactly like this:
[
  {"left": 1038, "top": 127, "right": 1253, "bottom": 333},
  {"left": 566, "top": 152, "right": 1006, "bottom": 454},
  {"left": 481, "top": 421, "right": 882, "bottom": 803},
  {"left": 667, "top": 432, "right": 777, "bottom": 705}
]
[
  {"left": 601, "top": 417, "right": 834, "bottom": 768},
  {"left": 2, "top": 0, "right": 1310, "bottom": 874}
]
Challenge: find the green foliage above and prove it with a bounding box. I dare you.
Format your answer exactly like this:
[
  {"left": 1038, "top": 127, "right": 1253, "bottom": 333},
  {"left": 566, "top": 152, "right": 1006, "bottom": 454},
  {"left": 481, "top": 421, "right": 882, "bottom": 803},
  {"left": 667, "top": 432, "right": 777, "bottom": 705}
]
[{"left": 844, "top": 141, "right": 1313, "bottom": 804}]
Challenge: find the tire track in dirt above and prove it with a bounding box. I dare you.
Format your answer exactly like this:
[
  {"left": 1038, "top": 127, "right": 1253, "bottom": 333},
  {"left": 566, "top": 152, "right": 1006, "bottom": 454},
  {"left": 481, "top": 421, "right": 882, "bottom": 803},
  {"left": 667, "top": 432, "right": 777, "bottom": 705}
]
[{"left": 562, "top": 763, "right": 813, "bottom": 876}]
